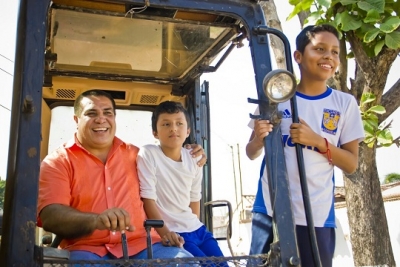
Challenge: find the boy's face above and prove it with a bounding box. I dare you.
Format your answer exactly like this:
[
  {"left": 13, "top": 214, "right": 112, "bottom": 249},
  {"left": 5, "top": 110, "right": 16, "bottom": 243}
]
[
  {"left": 294, "top": 31, "right": 340, "bottom": 82},
  {"left": 153, "top": 111, "right": 190, "bottom": 149}
]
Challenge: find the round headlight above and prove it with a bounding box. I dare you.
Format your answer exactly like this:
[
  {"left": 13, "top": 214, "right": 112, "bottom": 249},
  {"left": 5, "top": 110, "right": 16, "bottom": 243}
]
[{"left": 263, "top": 69, "right": 297, "bottom": 103}]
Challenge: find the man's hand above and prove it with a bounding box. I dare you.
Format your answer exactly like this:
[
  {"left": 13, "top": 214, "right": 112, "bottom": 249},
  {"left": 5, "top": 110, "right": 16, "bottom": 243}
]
[
  {"left": 96, "top": 208, "right": 135, "bottom": 233},
  {"left": 40, "top": 204, "right": 135, "bottom": 239},
  {"left": 185, "top": 144, "right": 207, "bottom": 167},
  {"left": 162, "top": 231, "right": 185, "bottom": 248}
]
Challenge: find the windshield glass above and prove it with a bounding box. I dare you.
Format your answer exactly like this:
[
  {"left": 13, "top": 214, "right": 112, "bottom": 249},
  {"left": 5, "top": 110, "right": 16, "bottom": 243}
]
[{"left": 50, "top": 9, "right": 229, "bottom": 79}]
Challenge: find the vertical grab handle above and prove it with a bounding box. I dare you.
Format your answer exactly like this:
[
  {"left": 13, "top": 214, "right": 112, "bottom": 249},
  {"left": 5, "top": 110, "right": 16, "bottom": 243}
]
[{"left": 144, "top": 219, "right": 164, "bottom": 259}]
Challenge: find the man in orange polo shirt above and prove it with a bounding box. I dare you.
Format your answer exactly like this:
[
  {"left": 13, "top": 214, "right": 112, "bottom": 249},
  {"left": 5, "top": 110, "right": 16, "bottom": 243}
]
[{"left": 38, "top": 89, "right": 206, "bottom": 261}]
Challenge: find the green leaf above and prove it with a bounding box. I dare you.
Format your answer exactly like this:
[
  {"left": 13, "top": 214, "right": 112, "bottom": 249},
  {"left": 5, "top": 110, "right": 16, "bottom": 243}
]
[
  {"left": 362, "top": 42, "right": 376, "bottom": 57},
  {"left": 317, "top": 0, "right": 331, "bottom": 8},
  {"left": 367, "top": 142, "right": 375, "bottom": 148},
  {"left": 364, "top": 28, "right": 381, "bottom": 43},
  {"left": 334, "top": 12, "right": 342, "bottom": 26},
  {"left": 340, "top": 0, "right": 358, "bottom": 5},
  {"left": 339, "top": 13, "right": 362, "bottom": 31},
  {"left": 363, "top": 9, "right": 381, "bottom": 23},
  {"left": 287, "top": 4, "right": 304, "bottom": 21},
  {"left": 377, "top": 130, "right": 393, "bottom": 144},
  {"left": 363, "top": 121, "right": 376, "bottom": 136},
  {"left": 308, "top": 11, "right": 324, "bottom": 23},
  {"left": 367, "top": 105, "right": 386, "bottom": 114},
  {"left": 364, "top": 134, "right": 375, "bottom": 141},
  {"left": 361, "top": 92, "right": 376, "bottom": 104},
  {"left": 364, "top": 131, "right": 375, "bottom": 139},
  {"left": 374, "top": 40, "right": 385, "bottom": 55},
  {"left": 357, "top": 0, "right": 385, "bottom": 13},
  {"left": 381, "top": 143, "right": 392, "bottom": 147},
  {"left": 380, "top": 16, "right": 400, "bottom": 33},
  {"left": 325, "top": 5, "right": 334, "bottom": 20},
  {"left": 363, "top": 120, "right": 377, "bottom": 133},
  {"left": 364, "top": 131, "right": 374, "bottom": 138},
  {"left": 364, "top": 135, "right": 376, "bottom": 147},
  {"left": 382, "top": 129, "right": 393, "bottom": 140},
  {"left": 371, "top": 113, "right": 379, "bottom": 121},
  {"left": 289, "top": 0, "right": 302, "bottom": 5},
  {"left": 385, "top": 31, "right": 400, "bottom": 49},
  {"left": 287, "top": 0, "right": 313, "bottom": 21}
]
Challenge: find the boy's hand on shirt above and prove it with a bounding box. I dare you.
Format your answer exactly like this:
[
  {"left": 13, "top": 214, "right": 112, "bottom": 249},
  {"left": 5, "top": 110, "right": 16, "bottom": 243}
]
[
  {"left": 96, "top": 208, "right": 135, "bottom": 233},
  {"left": 254, "top": 119, "right": 273, "bottom": 144},
  {"left": 162, "top": 231, "right": 185, "bottom": 247},
  {"left": 289, "top": 118, "right": 322, "bottom": 147}
]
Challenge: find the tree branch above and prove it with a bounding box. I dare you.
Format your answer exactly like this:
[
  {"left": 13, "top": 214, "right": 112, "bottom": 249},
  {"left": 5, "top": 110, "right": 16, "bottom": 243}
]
[
  {"left": 297, "top": 11, "right": 310, "bottom": 28},
  {"left": 349, "top": 62, "right": 366, "bottom": 104},
  {"left": 393, "top": 136, "right": 400, "bottom": 148},
  {"left": 374, "top": 47, "right": 400, "bottom": 99},
  {"left": 380, "top": 77, "right": 400, "bottom": 122},
  {"left": 348, "top": 32, "right": 399, "bottom": 102},
  {"left": 377, "top": 135, "right": 400, "bottom": 149},
  {"left": 334, "top": 36, "right": 349, "bottom": 93},
  {"left": 346, "top": 31, "right": 373, "bottom": 76}
]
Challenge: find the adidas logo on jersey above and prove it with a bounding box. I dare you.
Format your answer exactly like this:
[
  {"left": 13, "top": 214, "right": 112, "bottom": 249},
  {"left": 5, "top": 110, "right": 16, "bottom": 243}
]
[{"left": 282, "top": 109, "right": 292, "bottom": 119}]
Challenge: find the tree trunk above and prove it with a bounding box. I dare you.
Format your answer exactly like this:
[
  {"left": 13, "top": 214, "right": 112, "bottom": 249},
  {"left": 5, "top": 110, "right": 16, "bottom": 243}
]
[
  {"left": 344, "top": 143, "right": 396, "bottom": 267},
  {"left": 297, "top": 11, "right": 309, "bottom": 28},
  {"left": 261, "top": 0, "right": 286, "bottom": 69},
  {"left": 345, "top": 33, "right": 399, "bottom": 266}
]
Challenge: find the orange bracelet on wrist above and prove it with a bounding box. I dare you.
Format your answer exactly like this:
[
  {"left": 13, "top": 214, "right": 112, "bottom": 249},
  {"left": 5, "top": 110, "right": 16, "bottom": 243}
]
[{"left": 317, "top": 138, "right": 332, "bottom": 165}]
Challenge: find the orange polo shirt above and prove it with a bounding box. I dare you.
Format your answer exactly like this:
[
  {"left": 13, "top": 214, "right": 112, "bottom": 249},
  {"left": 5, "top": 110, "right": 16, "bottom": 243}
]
[{"left": 38, "top": 135, "right": 161, "bottom": 257}]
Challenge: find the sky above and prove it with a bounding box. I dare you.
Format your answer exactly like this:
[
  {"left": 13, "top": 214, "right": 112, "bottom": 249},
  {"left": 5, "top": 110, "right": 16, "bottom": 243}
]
[
  {"left": 1, "top": 1, "right": 400, "bottom": 190},
  {"left": 0, "top": 0, "right": 18, "bottom": 181}
]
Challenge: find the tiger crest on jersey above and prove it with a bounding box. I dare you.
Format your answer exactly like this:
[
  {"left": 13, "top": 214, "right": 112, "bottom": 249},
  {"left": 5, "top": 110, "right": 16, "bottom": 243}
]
[{"left": 321, "top": 108, "right": 340, "bottom": 135}]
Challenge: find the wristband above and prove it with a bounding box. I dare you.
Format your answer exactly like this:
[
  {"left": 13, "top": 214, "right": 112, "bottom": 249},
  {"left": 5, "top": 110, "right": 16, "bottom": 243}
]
[{"left": 317, "top": 138, "right": 332, "bottom": 165}]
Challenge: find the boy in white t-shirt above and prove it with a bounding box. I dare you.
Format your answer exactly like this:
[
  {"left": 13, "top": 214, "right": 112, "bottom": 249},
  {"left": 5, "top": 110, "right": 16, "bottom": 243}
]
[{"left": 138, "top": 101, "right": 226, "bottom": 266}]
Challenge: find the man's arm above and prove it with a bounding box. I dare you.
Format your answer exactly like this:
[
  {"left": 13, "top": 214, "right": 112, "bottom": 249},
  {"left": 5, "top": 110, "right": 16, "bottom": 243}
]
[
  {"left": 40, "top": 204, "right": 134, "bottom": 239},
  {"left": 40, "top": 204, "right": 97, "bottom": 239},
  {"left": 142, "top": 198, "right": 184, "bottom": 247}
]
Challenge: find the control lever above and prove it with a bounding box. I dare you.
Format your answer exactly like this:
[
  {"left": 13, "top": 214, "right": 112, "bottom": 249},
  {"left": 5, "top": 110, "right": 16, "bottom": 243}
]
[
  {"left": 121, "top": 232, "right": 129, "bottom": 260},
  {"left": 144, "top": 219, "right": 164, "bottom": 259}
]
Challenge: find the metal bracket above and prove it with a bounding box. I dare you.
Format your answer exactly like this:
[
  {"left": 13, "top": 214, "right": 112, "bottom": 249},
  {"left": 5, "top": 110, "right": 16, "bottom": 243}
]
[
  {"left": 23, "top": 95, "right": 35, "bottom": 114},
  {"left": 252, "top": 25, "right": 268, "bottom": 44}
]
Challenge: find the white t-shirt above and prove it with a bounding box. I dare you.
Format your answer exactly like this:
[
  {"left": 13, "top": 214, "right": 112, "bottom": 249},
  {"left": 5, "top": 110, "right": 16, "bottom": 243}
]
[
  {"left": 137, "top": 144, "right": 203, "bottom": 232},
  {"left": 249, "top": 88, "right": 364, "bottom": 227}
]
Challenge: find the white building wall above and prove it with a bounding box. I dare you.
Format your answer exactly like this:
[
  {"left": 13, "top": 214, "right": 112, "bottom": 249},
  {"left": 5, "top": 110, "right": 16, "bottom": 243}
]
[
  {"left": 334, "top": 200, "right": 400, "bottom": 267},
  {"left": 222, "top": 199, "right": 400, "bottom": 266}
]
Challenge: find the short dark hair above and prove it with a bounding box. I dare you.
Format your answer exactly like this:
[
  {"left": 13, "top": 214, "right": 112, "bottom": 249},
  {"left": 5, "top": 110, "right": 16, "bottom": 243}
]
[
  {"left": 74, "top": 90, "right": 116, "bottom": 117},
  {"left": 296, "top": 24, "right": 340, "bottom": 53},
  {"left": 151, "top": 101, "right": 190, "bottom": 132}
]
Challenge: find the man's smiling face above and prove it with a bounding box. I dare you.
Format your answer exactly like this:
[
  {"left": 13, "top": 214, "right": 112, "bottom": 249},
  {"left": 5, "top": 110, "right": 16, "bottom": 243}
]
[{"left": 74, "top": 95, "right": 116, "bottom": 152}]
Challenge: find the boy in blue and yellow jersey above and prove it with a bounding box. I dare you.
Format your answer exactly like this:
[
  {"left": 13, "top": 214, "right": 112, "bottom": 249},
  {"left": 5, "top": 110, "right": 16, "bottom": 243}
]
[{"left": 246, "top": 24, "right": 364, "bottom": 267}]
